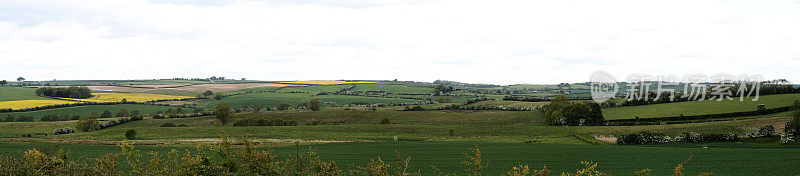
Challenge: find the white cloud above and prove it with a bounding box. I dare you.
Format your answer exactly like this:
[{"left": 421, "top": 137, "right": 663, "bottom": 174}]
[{"left": 1, "top": 0, "right": 799, "bottom": 84}]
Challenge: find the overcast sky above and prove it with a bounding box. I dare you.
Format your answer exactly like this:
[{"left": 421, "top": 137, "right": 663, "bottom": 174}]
[{"left": 1, "top": 0, "right": 799, "bottom": 84}]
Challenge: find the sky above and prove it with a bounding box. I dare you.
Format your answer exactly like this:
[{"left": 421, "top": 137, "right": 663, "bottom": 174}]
[{"left": 1, "top": 0, "right": 799, "bottom": 85}]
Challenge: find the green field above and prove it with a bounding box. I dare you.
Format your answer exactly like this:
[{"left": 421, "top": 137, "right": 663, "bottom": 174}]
[
  {"left": 603, "top": 93, "right": 800, "bottom": 119},
  {"left": 1, "top": 141, "right": 797, "bottom": 175},
  {"left": 209, "top": 92, "right": 426, "bottom": 109},
  {"left": 350, "top": 84, "right": 435, "bottom": 94},
  {"left": 0, "top": 87, "right": 52, "bottom": 101},
  {"left": 0, "top": 104, "right": 178, "bottom": 121},
  {"left": 274, "top": 85, "right": 352, "bottom": 93}
]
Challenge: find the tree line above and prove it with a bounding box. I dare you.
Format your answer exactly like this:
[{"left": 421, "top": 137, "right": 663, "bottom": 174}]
[{"left": 35, "top": 86, "right": 92, "bottom": 98}]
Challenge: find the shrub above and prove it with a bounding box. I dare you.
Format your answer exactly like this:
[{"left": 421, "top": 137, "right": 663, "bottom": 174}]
[
  {"left": 616, "top": 131, "right": 670, "bottom": 145},
  {"left": 100, "top": 110, "right": 113, "bottom": 118},
  {"left": 53, "top": 127, "right": 75, "bottom": 135},
  {"left": 758, "top": 125, "right": 775, "bottom": 137},
  {"left": 160, "top": 122, "right": 176, "bottom": 127},
  {"left": 309, "top": 99, "right": 321, "bottom": 111},
  {"left": 214, "top": 101, "right": 233, "bottom": 125},
  {"left": 232, "top": 117, "right": 297, "bottom": 127},
  {"left": 379, "top": 118, "right": 391, "bottom": 124},
  {"left": 152, "top": 114, "right": 165, "bottom": 119},
  {"left": 780, "top": 133, "right": 794, "bottom": 144},
  {"left": 16, "top": 115, "right": 34, "bottom": 122},
  {"left": 116, "top": 108, "right": 129, "bottom": 117},
  {"left": 129, "top": 116, "right": 143, "bottom": 121},
  {"left": 75, "top": 118, "right": 99, "bottom": 132},
  {"left": 277, "top": 103, "right": 291, "bottom": 110},
  {"left": 757, "top": 104, "right": 767, "bottom": 114},
  {"left": 125, "top": 129, "right": 136, "bottom": 140}
]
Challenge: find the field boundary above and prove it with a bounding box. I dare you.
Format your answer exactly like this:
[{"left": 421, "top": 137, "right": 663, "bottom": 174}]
[{"left": 607, "top": 106, "right": 792, "bottom": 125}]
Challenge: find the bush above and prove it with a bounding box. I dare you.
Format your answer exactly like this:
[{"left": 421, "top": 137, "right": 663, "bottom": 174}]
[
  {"left": 160, "top": 122, "right": 176, "bottom": 127},
  {"left": 152, "top": 114, "right": 165, "bottom": 119},
  {"left": 75, "top": 118, "right": 99, "bottom": 132},
  {"left": 53, "top": 127, "right": 75, "bottom": 135},
  {"left": 309, "top": 99, "right": 321, "bottom": 111},
  {"left": 277, "top": 103, "right": 291, "bottom": 110},
  {"left": 16, "top": 115, "right": 34, "bottom": 122},
  {"left": 674, "top": 132, "right": 738, "bottom": 142},
  {"left": 232, "top": 117, "right": 297, "bottom": 126},
  {"left": 379, "top": 118, "right": 391, "bottom": 124},
  {"left": 125, "top": 129, "right": 136, "bottom": 140},
  {"left": 129, "top": 116, "right": 143, "bottom": 121},
  {"left": 616, "top": 131, "right": 670, "bottom": 145},
  {"left": 759, "top": 125, "right": 775, "bottom": 137},
  {"left": 100, "top": 110, "right": 113, "bottom": 118},
  {"left": 116, "top": 108, "right": 129, "bottom": 117}
]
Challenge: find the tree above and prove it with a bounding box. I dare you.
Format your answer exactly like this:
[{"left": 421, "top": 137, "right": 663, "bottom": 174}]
[
  {"left": 214, "top": 101, "right": 233, "bottom": 125},
  {"left": 76, "top": 118, "right": 99, "bottom": 132},
  {"left": 786, "top": 100, "right": 800, "bottom": 135},
  {"left": 586, "top": 102, "right": 606, "bottom": 125},
  {"left": 100, "top": 110, "right": 113, "bottom": 118},
  {"left": 16, "top": 77, "right": 24, "bottom": 82},
  {"left": 277, "top": 103, "right": 291, "bottom": 110},
  {"left": 562, "top": 103, "right": 590, "bottom": 126},
  {"left": 0, "top": 80, "right": 7, "bottom": 86},
  {"left": 202, "top": 90, "right": 214, "bottom": 97},
  {"left": 176, "top": 108, "right": 184, "bottom": 114},
  {"left": 116, "top": 108, "right": 129, "bottom": 117},
  {"left": 309, "top": 99, "right": 321, "bottom": 111},
  {"left": 131, "top": 110, "right": 140, "bottom": 117},
  {"left": 125, "top": 129, "right": 137, "bottom": 140}
]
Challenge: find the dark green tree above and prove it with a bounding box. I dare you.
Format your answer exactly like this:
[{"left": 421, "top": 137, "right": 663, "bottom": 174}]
[
  {"left": 100, "top": 110, "right": 113, "bottom": 118},
  {"left": 309, "top": 99, "right": 321, "bottom": 111},
  {"left": 277, "top": 103, "right": 291, "bottom": 110},
  {"left": 125, "top": 129, "right": 137, "bottom": 140},
  {"left": 116, "top": 108, "right": 129, "bottom": 117},
  {"left": 214, "top": 101, "right": 233, "bottom": 125}
]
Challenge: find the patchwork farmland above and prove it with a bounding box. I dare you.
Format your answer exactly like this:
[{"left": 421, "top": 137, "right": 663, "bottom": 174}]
[{"left": 0, "top": 79, "right": 799, "bottom": 175}]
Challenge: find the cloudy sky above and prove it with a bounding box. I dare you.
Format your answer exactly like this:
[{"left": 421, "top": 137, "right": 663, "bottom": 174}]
[{"left": 1, "top": 0, "right": 799, "bottom": 84}]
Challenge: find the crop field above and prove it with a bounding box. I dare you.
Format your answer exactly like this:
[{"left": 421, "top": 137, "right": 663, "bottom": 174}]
[
  {"left": 208, "top": 92, "right": 426, "bottom": 108},
  {"left": 279, "top": 80, "right": 378, "bottom": 85},
  {"left": 0, "top": 104, "right": 178, "bottom": 121},
  {"left": 350, "top": 84, "right": 435, "bottom": 94},
  {"left": 274, "top": 85, "right": 352, "bottom": 93},
  {"left": 0, "top": 99, "right": 81, "bottom": 110},
  {"left": 63, "top": 93, "right": 194, "bottom": 103},
  {"left": 603, "top": 93, "right": 800, "bottom": 119},
  {"left": 1, "top": 140, "right": 798, "bottom": 175},
  {"left": 0, "top": 87, "right": 52, "bottom": 101},
  {"left": 166, "top": 83, "right": 301, "bottom": 92},
  {"left": 469, "top": 100, "right": 551, "bottom": 108}
]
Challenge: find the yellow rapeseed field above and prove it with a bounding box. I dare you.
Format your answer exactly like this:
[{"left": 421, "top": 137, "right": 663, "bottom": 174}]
[
  {"left": 0, "top": 100, "right": 80, "bottom": 110},
  {"left": 279, "top": 80, "right": 377, "bottom": 85},
  {"left": 64, "top": 93, "right": 194, "bottom": 103}
]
